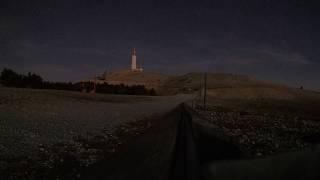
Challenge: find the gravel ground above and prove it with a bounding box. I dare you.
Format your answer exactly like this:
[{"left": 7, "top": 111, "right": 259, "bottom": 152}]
[
  {"left": 197, "top": 107, "right": 320, "bottom": 157},
  {"left": 0, "top": 87, "right": 190, "bottom": 160}
]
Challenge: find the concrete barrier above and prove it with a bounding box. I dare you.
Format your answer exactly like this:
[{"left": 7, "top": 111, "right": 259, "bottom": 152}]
[{"left": 170, "top": 104, "right": 199, "bottom": 180}]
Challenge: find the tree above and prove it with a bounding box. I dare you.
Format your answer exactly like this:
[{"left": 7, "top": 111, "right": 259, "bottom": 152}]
[
  {"left": 25, "top": 72, "right": 43, "bottom": 88},
  {"left": 0, "top": 68, "right": 23, "bottom": 87},
  {"left": 0, "top": 68, "right": 43, "bottom": 88}
]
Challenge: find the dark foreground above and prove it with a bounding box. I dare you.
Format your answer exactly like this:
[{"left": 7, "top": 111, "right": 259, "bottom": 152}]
[
  {"left": 81, "top": 104, "right": 320, "bottom": 180},
  {"left": 2, "top": 103, "right": 320, "bottom": 179}
]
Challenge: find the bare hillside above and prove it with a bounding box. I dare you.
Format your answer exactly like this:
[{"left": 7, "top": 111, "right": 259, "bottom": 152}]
[
  {"left": 92, "top": 71, "right": 280, "bottom": 95},
  {"left": 160, "top": 72, "right": 279, "bottom": 95},
  {"left": 158, "top": 72, "right": 320, "bottom": 117},
  {"left": 93, "top": 71, "right": 319, "bottom": 108}
]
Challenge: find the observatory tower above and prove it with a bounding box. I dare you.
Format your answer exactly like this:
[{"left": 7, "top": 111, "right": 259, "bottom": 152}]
[
  {"left": 131, "top": 48, "right": 137, "bottom": 70},
  {"left": 131, "top": 48, "right": 143, "bottom": 72}
]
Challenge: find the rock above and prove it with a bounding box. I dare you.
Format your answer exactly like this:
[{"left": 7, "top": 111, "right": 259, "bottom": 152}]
[
  {"left": 239, "top": 135, "right": 249, "bottom": 144},
  {"left": 234, "top": 129, "right": 242, "bottom": 135},
  {"left": 242, "top": 134, "right": 248, "bottom": 140}
]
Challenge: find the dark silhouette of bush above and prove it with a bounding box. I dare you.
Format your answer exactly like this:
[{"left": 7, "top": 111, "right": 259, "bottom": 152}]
[
  {"left": 94, "top": 82, "right": 156, "bottom": 95},
  {"left": 0, "top": 68, "right": 157, "bottom": 96},
  {"left": 0, "top": 68, "right": 43, "bottom": 88},
  {"left": 24, "top": 72, "right": 43, "bottom": 88},
  {"left": 149, "top": 88, "right": 156, "bottom": 96}
]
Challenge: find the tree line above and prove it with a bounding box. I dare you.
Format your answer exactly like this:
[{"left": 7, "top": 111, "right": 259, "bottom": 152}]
[{"left": 0, "top": 68, "right": 156, "bottom": 96}]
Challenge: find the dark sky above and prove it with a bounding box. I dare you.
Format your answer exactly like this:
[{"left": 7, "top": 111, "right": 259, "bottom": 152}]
[{"left": 1, "top": 0, "right": 320, "bottom": 89}]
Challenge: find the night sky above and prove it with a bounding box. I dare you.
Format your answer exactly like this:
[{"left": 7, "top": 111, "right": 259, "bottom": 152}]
[{"left": 1, "top": 0, "right": 319, "bottom": 89}]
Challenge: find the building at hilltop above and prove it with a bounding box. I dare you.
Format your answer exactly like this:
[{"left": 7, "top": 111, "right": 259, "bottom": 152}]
[
  {"left": 131, "top": 48, "right": 143, "bottom": 72},
  {"left": 85, "top": 48, "right": 151, "bottom": 88}
]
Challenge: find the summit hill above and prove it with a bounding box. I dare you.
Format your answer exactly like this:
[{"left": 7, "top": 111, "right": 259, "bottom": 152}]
[{"left": 100, "top": 70, "right": 320, "bottom": 104}]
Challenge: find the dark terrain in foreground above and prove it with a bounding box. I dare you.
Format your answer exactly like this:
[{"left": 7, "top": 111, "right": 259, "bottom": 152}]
[
  {"left": 81, "top": 104, "right": 320, "bottom": 180},
  {"left": 3, "top": 103, "right": 320, "bottom": 179}
]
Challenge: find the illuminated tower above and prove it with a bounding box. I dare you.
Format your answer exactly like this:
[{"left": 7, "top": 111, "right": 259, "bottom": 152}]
[
  {"left": 131, "top": 48, "right": 143, "bottom": 72},
  {"left": 131, "top": 48, "right": 137, "bottom": 71}
]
